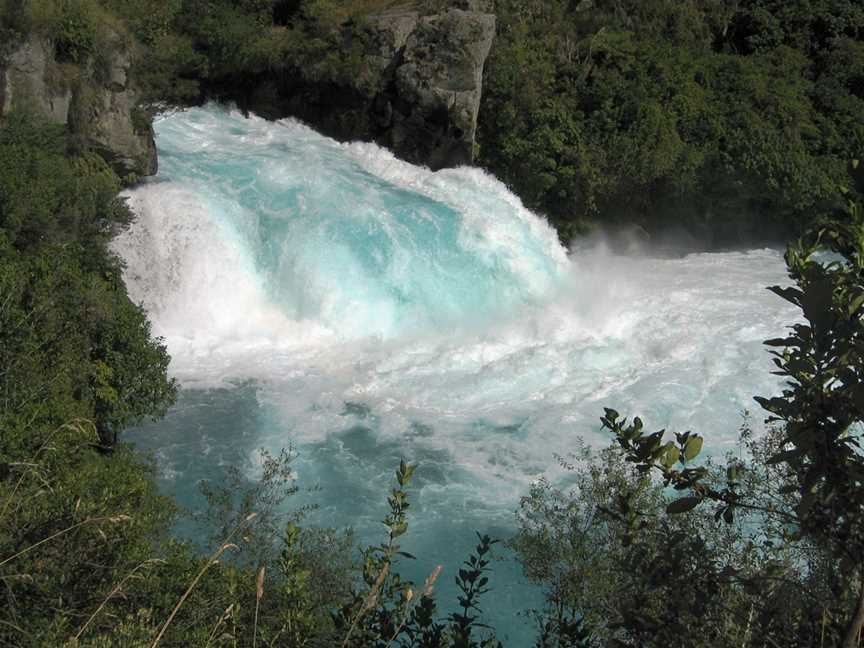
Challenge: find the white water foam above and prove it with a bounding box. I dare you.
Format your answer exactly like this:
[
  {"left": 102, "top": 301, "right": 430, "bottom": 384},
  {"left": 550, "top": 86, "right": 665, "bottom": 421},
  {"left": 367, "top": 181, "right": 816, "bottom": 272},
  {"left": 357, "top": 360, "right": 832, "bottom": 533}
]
[{"left": 117, "top": 105, "right": 798, "bottom": 643}]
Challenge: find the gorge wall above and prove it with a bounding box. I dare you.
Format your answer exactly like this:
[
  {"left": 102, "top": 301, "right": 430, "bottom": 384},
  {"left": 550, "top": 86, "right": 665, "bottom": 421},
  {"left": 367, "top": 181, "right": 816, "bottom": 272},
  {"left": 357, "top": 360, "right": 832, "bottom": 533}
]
[
  {"left": 0, "top": 2, "right": 495, "bottom": 179},
  {"left": 232, "top": 3, "right": 496, "bottom": 170},
  {"left": 0, "top": 32, "right": 157, "bottom": 180}
]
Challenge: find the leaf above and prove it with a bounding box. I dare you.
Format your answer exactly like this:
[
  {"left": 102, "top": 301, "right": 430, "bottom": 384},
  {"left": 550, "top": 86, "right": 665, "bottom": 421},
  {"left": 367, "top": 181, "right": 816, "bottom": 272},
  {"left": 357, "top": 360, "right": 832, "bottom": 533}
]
[
  {"left": 682, "top": 436, "right": 703, "bottom": 462},
  {"left": 849, "top": 291, "right": 864, "bottom": 316},
  {"left": 660, "top": 442, "right": 678, "bottom": 470},
  {"left": 853, "top": 384, "right": 864, "bottom": 414},
  {"left": 754, "top": 395, "right": 789, "bottom": 416},
  {"left": 666, "top": 496, "right": 702, "bottom": 515},
  {"left": 767, "top": 285, "right": 803, "bottom": 306},
  {"left": 799, "top": 278, "right": 836, "bottom": 333}
]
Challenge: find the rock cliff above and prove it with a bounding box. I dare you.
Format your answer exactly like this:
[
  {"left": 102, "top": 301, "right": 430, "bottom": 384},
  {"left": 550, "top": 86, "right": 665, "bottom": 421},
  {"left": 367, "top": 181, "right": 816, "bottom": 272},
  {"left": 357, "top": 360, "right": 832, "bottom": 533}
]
[
  {"left": 0, "top": 3, "right": 495, "bottom": 175},
  {"left": 244, "top": 4, "right": 495, "bottom": 170},
  {"left": 0, "top": 34, "right": 157, "bottom": 179}
]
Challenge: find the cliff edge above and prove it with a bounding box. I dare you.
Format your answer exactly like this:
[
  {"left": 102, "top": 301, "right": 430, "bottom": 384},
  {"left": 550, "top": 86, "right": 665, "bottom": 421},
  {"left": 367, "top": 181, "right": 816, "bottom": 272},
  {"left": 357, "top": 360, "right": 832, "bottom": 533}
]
[
  {"left": 244, "top": 4, "right": 495, "bottom": 170},
  {"left": 0, "top": 33, "right": 157, "bottom": 180}
]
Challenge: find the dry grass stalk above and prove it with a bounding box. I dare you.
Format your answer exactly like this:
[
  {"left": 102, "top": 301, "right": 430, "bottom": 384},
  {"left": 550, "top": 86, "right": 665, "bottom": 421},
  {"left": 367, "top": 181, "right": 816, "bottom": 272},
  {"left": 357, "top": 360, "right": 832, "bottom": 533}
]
[
  {"left": 75, "top": 558, "right": 166, "bottom": 640},
  {"left": 0, "top": 617, "right": 32, "bottom": 641},
  {"left": 253, "top": 566, "right": 266, "bottom": 648},
  {"left": 150, "top": 512, "right": 258, "bottom": 648},
  {"left": 422, "top": 565, "right": 442, "bottom": 597},
  {"left": 0, "top": 515, "right": 132, "bottom": 568},
  {"left": 205, "top": 603, "right": 235, "bottom": 647},
  {"left": 341, "top": 563, "right": 391, "bottom": 648},
  {"left": 384, "top": 565, "right": 443, "bottom": 648}
]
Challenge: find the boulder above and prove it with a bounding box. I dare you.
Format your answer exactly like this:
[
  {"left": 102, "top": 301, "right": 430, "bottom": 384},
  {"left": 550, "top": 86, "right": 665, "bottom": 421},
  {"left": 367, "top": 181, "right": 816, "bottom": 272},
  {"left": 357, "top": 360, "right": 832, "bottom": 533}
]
[
  {"left": 0, "top": 36, "right": 72, "bottom": 123},
  {"left": 72, "top": 82, "right": 158, "bottom": 178}
]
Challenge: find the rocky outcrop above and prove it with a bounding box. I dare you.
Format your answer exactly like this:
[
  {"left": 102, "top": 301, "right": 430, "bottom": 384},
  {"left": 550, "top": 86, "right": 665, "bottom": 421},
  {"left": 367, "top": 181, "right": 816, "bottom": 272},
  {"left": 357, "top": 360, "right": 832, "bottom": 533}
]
[
  {"left": 388, "top": 9, "right": 495, "bottom": 168},
  {"left": 0, "top": 34, "right": 156, "bottom": 179},
  {"left": 244, "top": 5, "right": 495, "bottom": 170},
  {"left": 0, "top": 36, "right": 72, "bottom": 123},
  {"left": 0, "top": 5, "right": 494, "bottom": 175}
]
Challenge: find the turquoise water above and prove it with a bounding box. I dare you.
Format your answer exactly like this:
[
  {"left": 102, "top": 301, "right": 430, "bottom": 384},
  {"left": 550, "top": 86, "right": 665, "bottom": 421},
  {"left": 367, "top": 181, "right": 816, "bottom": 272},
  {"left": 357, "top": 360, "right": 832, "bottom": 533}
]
[{"left": 117, "top": 105, "right": 797, "bottom": 644}]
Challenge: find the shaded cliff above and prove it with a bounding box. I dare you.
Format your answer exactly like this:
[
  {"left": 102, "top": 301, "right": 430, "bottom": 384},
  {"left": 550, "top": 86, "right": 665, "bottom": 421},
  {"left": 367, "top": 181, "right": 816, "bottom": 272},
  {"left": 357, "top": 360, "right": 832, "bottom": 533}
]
[
  {"left": 0, "top": 1, "right": 496, "bottom": 177},
  {"left": 240, "top": 5, "right": 495, "bottom": 170},
  {"left": 0, "top": 31, "right": 157, "bottom": 180}
]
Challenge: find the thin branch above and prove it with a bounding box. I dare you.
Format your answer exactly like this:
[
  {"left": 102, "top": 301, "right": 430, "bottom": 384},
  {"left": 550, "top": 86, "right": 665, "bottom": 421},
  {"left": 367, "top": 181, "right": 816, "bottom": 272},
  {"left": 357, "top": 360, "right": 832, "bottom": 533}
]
[{"left": 150, "top": 513, "right": 257, "bottom": 648}]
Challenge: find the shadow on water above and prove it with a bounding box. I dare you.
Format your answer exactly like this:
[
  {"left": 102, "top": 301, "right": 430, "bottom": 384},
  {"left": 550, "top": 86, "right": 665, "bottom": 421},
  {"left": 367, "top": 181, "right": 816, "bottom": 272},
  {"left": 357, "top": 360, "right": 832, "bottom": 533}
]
[
  {"left": 127, "top": 381, "right": 544, "bottom": 645},
  {"left": 126, "top": 381, "right": 274, "bottom": 545}
]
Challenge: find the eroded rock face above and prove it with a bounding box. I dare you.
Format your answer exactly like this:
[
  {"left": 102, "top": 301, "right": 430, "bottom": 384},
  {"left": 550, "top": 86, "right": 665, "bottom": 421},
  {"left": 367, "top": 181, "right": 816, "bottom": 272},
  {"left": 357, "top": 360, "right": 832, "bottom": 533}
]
[
  {"left": 0, "top": 34, "right": 156, "bottom": 179},
  {"left": 0, "top": 37, "right": 72, "bottom": 123},
  {"left": 244, "top": 4, "right": 496, "bottom": 170},
  {"left": 70, "top": 42, "right": 158, "bottom": 178},
  {"left": 388, "top": 9, "right": 495, "bottom": 168}
]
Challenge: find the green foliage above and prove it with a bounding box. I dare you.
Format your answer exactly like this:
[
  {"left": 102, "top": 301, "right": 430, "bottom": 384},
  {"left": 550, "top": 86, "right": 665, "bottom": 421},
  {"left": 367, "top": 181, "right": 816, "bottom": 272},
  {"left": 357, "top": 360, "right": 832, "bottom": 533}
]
[
  {"left": 0, "top": 107, "right": 178, "bottom": 645},
  {"left": 197, "top": 447, "right": 300, "bottom": 567},
  {"left": 0, "top": 420, "right": 177, "bottom": 646},
  {"left": 0, "top": 87, "right": 503, "bottom": 648},
  {"left": 100, "top": 0, "right": 180, "bottom": 45},
  {"left": 327, "top": 460, "right": 504, "bottom": 648},
  {"left": 6, "top": 4, "right": 864, "bottom": 646},
  {"left": 0, "top": 111, "right": 122, "bottom": 249},
  {"left": 6, "top": 0, "right": 861, "bottom": 244},
  {"left": 753, "top": 196, "right": 864, "bottom": 646},
  {"left": 0, "top": 0, "right": 61, "bottom": 38},
  {"left": 449, "top": 534, "right": 500, "bottom": 648},
  {"left": 334, "top": 459, "right": 420, "bottom": 646},
  {"left": 54, "top": 0, "right": 98, "bottom": 62},
  {"left": 514, "top": 430, "right": 848, "bottom": 647},
  {"left": 725, "top": 0, "right": 864, "bottom": 55},
  {"left": 0, "top": 111, "right": 176, "bottom": 445},
  {"left": 479, "top": 0, "right": 863, "bottom": 242}
]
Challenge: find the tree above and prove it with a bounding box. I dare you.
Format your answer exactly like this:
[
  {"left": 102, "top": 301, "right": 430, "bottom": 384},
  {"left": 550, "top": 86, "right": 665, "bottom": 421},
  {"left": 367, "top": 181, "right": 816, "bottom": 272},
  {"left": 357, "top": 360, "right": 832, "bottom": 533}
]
[
  {"left": 512, "top": 431, "right": 837, "bottom": 647},
  {"left": 755, "top": 195, "right": 864, "bottom": 647}
]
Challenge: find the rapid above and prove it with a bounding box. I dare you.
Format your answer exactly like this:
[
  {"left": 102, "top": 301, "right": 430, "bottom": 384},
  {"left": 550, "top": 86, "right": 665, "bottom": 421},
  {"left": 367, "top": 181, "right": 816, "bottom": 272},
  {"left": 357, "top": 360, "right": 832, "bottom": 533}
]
[{"left": 116, "top": 105, "right": 797, "bottom": 643}]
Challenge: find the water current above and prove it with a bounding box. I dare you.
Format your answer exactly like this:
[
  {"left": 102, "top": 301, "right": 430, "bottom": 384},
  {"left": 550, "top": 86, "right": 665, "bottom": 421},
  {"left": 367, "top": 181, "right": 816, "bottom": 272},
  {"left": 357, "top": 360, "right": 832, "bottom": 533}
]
[{"left": 118, "top": 105, "right": 798, "bottom": 644}]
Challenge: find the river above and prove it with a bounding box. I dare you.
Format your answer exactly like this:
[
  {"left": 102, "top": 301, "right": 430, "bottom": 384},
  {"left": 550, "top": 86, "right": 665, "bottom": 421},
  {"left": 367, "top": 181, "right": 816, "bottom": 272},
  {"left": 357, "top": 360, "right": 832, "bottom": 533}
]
[{"left": 116, "top": 105, "right": 797, "bottom": 644}]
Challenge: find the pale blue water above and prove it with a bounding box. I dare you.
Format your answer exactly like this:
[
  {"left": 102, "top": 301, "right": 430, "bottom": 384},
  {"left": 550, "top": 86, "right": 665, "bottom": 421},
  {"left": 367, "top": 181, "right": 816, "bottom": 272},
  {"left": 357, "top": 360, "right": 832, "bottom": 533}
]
[{"left": 118, "top": 105, "right": 797, "bottom": 644}]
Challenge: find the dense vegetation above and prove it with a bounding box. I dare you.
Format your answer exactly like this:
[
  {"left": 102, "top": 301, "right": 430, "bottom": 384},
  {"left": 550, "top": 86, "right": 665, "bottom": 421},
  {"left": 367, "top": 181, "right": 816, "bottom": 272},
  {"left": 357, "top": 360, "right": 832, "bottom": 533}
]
[
  {"left": 34, "top": 0, "right": 860, "bottom": 244},
  {"left": 2, "top": 0, "right": 864, "bottom": 646},
  {"left": 479, "top": 0, "right": 864, "bottom": 243},
  {"left": 66, "top": 0, "right": 864, "bottom": 244}
]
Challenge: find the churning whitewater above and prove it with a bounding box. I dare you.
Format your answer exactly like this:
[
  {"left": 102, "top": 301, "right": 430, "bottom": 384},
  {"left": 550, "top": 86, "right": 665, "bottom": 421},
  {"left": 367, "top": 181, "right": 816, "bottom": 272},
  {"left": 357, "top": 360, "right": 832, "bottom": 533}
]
[{"left": 117, "top": 105, "right": 797, "bottom": 641}]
